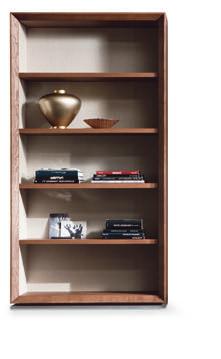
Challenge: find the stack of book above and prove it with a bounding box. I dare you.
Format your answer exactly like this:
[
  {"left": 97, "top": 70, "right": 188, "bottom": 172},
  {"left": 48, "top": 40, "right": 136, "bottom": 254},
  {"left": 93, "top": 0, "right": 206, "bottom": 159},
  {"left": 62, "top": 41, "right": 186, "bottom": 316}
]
[
  {"left": 34, "top": 168, "right": 84, "bottom": 183},
  {"left": 102, "top": 219, "right": 146, "bottom": 239},
  {"left": 91, "top": 170, "right": 145, "bottom": 183}
]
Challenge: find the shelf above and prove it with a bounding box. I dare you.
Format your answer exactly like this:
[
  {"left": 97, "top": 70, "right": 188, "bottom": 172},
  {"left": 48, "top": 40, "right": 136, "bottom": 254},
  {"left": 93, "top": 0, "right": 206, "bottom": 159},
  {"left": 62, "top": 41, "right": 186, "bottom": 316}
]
[
  {"left": 19, "top": 128, "right": 158, "bottom": 135},
  {"left": 19, "top": 239, "right": 158, "bottom": 245},
  {"left": 18, "top": 72, "right": 158, "bottom": 81},
  {"left": 13, "top": 292, "right": 163, "bottom": 304},
  {"left": 19, "top": 183, "right": 158, "bottom": 190},
  {"left": 12, "top": 12, "right": 164, "bottom": 28}
]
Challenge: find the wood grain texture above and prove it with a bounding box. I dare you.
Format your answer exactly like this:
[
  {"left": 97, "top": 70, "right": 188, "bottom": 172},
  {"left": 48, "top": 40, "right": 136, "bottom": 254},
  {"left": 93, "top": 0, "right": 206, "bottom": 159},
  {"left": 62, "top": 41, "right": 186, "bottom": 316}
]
[
  {"left": 19, "top": 239, "right": 158, "bottom": 245},
  {"left": 158, "top": 14, "right": 168, "bottom": 304},
  {"left": 13, "top": 292, "right": 163, "bottom": 304},
  {"left": 10, "top": 14, "right": 20, "bottom": 303},
  {"left": 12, "top": 12, "right": 164, "bottom": 28},
  {"left": 19, "top": 72, "right": 158, "bottom": 81},
  {"left": 19, "top": 183, "right": 158, "bottom": 190},
  {"left": 11, "top": 12, "right": 168, "bottom": 305},
  {"left": 19, "top": 128, "right": 158, "bottom": 135}
]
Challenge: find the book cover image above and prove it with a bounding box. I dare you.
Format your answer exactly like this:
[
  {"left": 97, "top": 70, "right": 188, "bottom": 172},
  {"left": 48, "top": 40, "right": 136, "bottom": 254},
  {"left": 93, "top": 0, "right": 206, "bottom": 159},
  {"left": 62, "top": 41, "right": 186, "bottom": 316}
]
[
  {"left": 49, "top": 213, "right": 70, "bottom": 239},
  {"left": 61, "top": 220, "right": 87, "bottom": 239}
]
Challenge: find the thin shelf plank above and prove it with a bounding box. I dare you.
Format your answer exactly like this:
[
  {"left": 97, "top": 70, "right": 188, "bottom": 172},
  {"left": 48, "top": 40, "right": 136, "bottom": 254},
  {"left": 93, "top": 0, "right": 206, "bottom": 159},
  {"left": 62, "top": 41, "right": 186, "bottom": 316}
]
[
  {"left": 12, "top": 12, "right": 164, "bottom": 28},
  {"left": 19, "top": 128, "right": 158, "bottom": 135},
  {"left": 19, "top": 183, "right": 158, "bottom": 190},
  {"left": 18, "top": 72, "right": 158, "bottom": 81},
  {"left": 13, "top": 292, "right": 163, "bottom": 304},
  {"left": 19, "top": 239, "right": 158, "bottom": 245}
]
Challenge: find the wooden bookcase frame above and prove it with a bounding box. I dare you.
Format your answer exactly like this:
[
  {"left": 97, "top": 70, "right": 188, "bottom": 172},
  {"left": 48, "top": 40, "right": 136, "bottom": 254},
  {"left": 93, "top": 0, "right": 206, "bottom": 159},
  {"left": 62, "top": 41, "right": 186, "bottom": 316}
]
[{"left": 10, "top": 12, "right": 167, "bottom": 305}]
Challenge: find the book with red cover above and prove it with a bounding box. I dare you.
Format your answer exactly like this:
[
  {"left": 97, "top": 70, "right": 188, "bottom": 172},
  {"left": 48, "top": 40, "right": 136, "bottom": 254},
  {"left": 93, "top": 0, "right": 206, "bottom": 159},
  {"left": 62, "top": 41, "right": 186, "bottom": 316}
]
[{"left": 96, "top": 170, "right": 140, "bottom": 175}]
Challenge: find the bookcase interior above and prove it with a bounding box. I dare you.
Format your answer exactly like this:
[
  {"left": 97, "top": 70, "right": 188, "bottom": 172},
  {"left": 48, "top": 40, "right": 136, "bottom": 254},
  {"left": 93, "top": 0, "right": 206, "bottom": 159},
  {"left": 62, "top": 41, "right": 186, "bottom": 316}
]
[
  {"left": 19, "top": 80, "right": 158, "bottom": 129},
  {"left": 19, "top": 135, "right": 158, "bottom": 182},
  {"left": 19, "top": 27, "right": 158, "bottom": 72},
  {"left": 20, "top": 245, "right": 158, "bottom": 293},
  {"left": 19, "top": 189, "right": 158, "bottom": 239},
  {"left": 11, "top": 13, "right": 167, "bottom": 305}
]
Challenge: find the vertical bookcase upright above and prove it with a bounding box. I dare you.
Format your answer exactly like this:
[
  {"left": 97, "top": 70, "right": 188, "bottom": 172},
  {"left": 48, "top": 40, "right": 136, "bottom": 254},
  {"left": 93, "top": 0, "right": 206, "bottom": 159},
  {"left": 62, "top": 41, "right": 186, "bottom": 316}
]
[{"left": 10, "top": 12, "right": 167, "bottom": 305}]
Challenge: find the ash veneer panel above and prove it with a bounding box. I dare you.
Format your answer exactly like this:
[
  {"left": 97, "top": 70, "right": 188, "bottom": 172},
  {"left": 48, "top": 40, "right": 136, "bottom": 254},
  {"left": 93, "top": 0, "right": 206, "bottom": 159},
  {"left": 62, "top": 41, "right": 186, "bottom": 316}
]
[
  {"left": 10, "top": 14, "right": 20, "bottom": 302},
  {"left": 19, "top": 72, "right": 158, "bottom": 81},
  {"left": 14, "top": 292, "right": 163, "bottom": 304},
  {"left": 19, "top": 239, "right": 158, "bottom": 245},
  {"left": 10, "top": 12, "right": 168, "bottom": 305},
  {"left": 19, "top": 128, "right": 158, "bottom": 135}
]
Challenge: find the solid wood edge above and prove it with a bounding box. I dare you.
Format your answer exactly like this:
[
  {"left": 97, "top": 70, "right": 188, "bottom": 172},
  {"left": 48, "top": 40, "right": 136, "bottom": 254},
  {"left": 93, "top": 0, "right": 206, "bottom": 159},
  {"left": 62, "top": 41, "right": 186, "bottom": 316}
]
[
  {"left": 11, "top": 12, "right": 165, "bottom": 22},
  {"left": 158, "top": 14, "right": 168, "bottom": 304},
  {"left": 18, "top": 72, "right": 158, "bottom": 79},
  {"left": 10, "top": 13, "right": 19, "bottom": 303},
  {"left": 12, "top": 292, "right": 164, "bottom": 305},
  {"left": 19, "top": 239, "right": 158, "bottom": 245},
  {"left": 19, "top": 128, "right": 159, "bottom": 134},
  {"left": 19, "top": 183, "right": 158, "bottom": 189}
]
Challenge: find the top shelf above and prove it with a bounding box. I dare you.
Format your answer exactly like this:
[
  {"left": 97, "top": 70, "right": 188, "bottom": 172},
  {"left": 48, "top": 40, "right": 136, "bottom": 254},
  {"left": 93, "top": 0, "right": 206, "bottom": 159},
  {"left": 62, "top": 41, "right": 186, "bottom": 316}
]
[{"left": 18, "top": 72, "right": 158, "bottom": 81}]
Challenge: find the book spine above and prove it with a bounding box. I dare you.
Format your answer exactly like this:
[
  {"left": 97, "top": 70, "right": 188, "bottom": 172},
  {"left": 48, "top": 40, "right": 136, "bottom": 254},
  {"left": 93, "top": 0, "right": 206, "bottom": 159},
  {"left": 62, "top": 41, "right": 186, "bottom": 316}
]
[
  {"left": 102, "top": 233, "right": 145, "bottom": 239},
  {"left": 36, "top": 175, "right": 80, "bottom": 180},
  {"left": 96, "top": 171, "right": 140, "bottom": 175},
  {"left": 36, "top": 170, "right": 80, "bottom": 177},
  {"left": 106, "top": 219, "right": 143, "bottom": 230},
  {"left": 102, "top": 229, "right": 143, "bottom": 234},
  {"left": 93, "top": 176, "right": 143, "bottom": 180},
  {"left": 34, "top": 180, "right": 80, "bottom": 183},
  {"left": 91, "top": 180, "right": 144, "bottom": 183}
]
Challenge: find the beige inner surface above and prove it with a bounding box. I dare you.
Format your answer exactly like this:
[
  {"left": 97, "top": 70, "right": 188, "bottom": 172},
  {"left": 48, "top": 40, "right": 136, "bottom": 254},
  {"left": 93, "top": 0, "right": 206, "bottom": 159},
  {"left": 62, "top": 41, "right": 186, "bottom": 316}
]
[
  {"left": 21, "top": 245, "right": 158, "bottom": 292},
  {"left": 20, "top": 135, "right": 158, "bottom": 182},
  {"left": 21, "top": 80, "right": 158, "bottom": 129},
  {"left": 23, "top": 27, "right": 158, "bottom": 72},
  {"left": 20, "top": 189, "right": 158, "bottom": 239}
]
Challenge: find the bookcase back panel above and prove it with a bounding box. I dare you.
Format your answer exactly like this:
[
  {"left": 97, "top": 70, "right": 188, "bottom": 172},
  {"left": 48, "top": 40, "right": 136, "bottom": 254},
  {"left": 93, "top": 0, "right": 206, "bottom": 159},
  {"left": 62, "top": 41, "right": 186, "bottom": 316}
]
[
  {"left": 21, "top": 189, "right": 158, "bottom": 239},
  {"left": 22, "top": 245, "right": 158, "bottom": 292},
  {"left": 21, "top": 135, "right": 158, "bottom": 182},
  {"left": 22, "top": 81, "right": 158, "bottom": 129},
  {"left": 22, "top": 27, "right": 158, "bottom": 72}
]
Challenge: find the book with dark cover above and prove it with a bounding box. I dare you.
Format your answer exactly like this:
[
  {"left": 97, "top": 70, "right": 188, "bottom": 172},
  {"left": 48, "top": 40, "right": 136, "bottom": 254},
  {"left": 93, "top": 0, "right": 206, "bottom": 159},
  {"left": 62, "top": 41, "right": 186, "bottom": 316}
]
[
  {"left": 34, "top": 179, "right": 80, "bottom": 183},
  {"left": 36, "top": 170, "right": 81, "bottom": 176},
  {"left": 102, "top": 229, "right": 143, "bottom": 234},
  {"left": 102, "top": 232, "right": 145, "bottom": 239},
  {"left": 106, "top": 219, "right": 144, "bottom": 230}
]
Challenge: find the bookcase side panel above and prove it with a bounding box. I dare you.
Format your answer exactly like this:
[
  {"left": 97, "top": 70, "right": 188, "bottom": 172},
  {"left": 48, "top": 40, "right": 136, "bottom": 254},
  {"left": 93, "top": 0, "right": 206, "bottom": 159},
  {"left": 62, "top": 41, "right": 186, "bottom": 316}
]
[
  {"left": 10, "top": 14, "right": 20, "bottom": 302},
  {"left": 158, "top": 15, "right": 168, "bottom": 303}
]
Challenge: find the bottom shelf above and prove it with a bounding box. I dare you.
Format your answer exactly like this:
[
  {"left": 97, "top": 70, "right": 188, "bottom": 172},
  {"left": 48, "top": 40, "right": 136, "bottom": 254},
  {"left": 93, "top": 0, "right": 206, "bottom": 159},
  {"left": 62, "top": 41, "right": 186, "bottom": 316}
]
[{"left": 13, "top": 292, "right": 163, "bottom": 305}]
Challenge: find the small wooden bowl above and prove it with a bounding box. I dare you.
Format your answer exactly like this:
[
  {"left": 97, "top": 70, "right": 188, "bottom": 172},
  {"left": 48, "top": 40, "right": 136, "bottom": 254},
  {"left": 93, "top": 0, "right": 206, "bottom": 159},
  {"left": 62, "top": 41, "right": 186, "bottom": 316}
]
[{"left": 84, "top": 118, "right": 119, "bottom": 129}]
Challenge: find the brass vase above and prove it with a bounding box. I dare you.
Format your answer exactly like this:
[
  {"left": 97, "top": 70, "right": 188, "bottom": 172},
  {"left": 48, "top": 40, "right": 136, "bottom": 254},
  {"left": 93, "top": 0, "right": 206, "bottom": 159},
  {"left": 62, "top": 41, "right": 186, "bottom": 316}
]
[{"left": 39, "top": 89, "right": 81, "bottom": 129}]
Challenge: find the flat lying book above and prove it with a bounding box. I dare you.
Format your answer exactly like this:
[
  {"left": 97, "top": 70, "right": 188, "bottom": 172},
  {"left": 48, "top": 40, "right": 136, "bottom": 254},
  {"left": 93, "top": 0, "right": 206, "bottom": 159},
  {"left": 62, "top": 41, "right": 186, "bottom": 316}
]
[
  {"left": 102, "top": 233, "right": 145, "bottom": 239},
  {"left": 106, "top": 219, "right": 144, "bottom": 230},
  {"left": 34, "top": 180, "right": 81, "bottom": 183},
  {"left": 96, "top": 170, "right": 140, "bottom": 175},
  {"left": 91, "top": 180, "right": 145, "bottom": 183}
]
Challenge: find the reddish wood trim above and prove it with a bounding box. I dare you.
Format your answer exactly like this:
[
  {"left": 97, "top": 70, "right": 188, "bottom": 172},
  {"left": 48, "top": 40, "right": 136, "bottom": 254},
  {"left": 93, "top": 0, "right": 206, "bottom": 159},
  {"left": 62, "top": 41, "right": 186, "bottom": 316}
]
[
  {"left": 19, "top": 183, "right": 158, "bottom": 190},
  {"left": 158, "top": 14, "right": 168, "bottom": 304},
  {"left": 10, "top": 14, "right": 20, "bottom": 303},
  {"left": 19, "top": 72, "right": 158, "bottom": 81},
  {"left": 11, "top": 12, "right": 165, "bottom": 28},
  {"left": 13, "top": 292, "right": 164, "bottom": 304},
  {"left": 19, "top": 128, "right": 158, "bottom": 135},
  {"left": 19, "top": 239, "right": 158, "bottom": 245}
]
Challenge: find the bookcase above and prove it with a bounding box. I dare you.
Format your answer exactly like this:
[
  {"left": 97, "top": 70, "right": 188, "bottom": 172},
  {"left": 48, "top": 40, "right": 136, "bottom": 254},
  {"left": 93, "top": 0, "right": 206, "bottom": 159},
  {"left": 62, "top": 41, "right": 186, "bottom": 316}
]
[{"left": 10, "top": 12, "right": 167, "bottom": 305}]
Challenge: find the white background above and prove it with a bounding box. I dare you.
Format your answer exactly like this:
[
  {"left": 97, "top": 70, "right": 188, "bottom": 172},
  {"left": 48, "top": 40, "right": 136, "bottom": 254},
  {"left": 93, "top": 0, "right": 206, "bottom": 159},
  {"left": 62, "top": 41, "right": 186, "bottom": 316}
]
[{"left": 1, "top": 0, "right": 221, "bottom": 358}]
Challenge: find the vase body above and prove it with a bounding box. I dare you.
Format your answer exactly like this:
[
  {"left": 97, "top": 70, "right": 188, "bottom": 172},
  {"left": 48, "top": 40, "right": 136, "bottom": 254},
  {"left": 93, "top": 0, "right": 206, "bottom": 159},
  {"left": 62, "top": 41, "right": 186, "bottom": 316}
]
[{"left": 39, "top": 89, "right": 81, "bottom": 129}]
